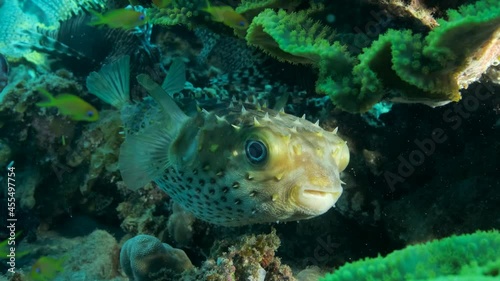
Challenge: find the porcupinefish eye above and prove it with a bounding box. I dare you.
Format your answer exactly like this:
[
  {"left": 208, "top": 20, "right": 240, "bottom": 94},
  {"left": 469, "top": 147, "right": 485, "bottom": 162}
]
[
  {"left": 87, "top": 111, "right": 94, "bottom": 117},
  {"left": 245, "top": 140, "right": 267, "bottom": 164},
  {"left": 139, "top": 14, "right": 145, "bottom": 21},
  {"left": 238, "top": 21, "right": 246, "bottom": 27}
]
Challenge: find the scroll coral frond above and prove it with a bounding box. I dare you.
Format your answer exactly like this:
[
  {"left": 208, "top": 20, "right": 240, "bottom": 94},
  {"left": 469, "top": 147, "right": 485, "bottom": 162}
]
[
  {"left": 319, "top": 0, "right": 499, "bottom": 112},
  {"left": 246, "top": 9, "right": 337, "bottom": 65}
]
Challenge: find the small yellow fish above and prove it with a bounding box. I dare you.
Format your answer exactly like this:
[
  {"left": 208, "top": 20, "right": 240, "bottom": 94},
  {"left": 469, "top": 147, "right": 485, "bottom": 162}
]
[
  {"left": 36, "top": 89, "right": 99, "bottom": 122},
  {"left": 29, "top": 256, "right": 66, "bottom": 281},
  {"left": 0, "top": 231, "right": 29, "bottom": 260},
  {"left": 89, "top": 9, "right": 148, "bottom": 30},
  {"left": 152, "top": 0, "right": 172, "bottom": 8},
  {"left": 202, "top": 0, "right": 248, "bottom": 30}
]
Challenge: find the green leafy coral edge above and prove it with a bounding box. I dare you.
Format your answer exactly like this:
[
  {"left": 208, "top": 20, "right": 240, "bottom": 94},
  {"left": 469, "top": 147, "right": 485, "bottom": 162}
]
[
  {"left": 245, "top": 0, "right": 500, "bottom": 112},
  {"left": 319, "top": 230, "right": 500, "bottom": 281}
]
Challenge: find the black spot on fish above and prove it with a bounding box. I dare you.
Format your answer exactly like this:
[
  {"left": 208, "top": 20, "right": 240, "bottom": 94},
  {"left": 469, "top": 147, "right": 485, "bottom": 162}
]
[
  {"left": 195, "top": 188, "right": 201, "bottom": 193},
  {"left": 234, "top": 199, "right": 241, "bottom": 205},
  {"left": 214, "top": 201, "right": 219, "bottom": 206},
  {"left": 193, "top": 169, "right": 198, "bottom": 175},
  {"left": 222, "top": 187, "right": 229, "bottom": 193},
  {"left": 250, "top": 191, "right": 257, "bottom": 197},
  {"left": 199, "top": 179, "right": 205, "bottom": 186},
  {"left": 187, "top": 177, "right": 193, "bottom": 183},
  {"left": 204, "top": 194, "right": 210, "bottom": 200},
  {"left": 209, "top": 189, "right": 215, "bottom": 195},
  {"left": 232, "top": 182, "right": 240, "bottom": 189},
  {"left": 237, "top": 209, "right": 244, "bottom": 213},
  {"left": 220, "top": 196, "right": 227, "bottom": 202},
  {"left": 225, "top": 206, "right": 232, "bottom": 211}
]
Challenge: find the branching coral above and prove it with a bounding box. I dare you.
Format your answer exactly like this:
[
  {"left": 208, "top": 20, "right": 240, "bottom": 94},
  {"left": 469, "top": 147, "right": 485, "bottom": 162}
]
[
  {"left": 148, "top": 6, "right": 196, "bottom": 27},
  {"left": 320, "top": 230, "right": 500, "bottom": 281}
]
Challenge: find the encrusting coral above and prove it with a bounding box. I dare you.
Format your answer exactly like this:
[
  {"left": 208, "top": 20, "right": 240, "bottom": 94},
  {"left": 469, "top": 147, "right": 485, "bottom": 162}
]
[{"left": 319, "top": 230, "right": 500, "bottom": 281}]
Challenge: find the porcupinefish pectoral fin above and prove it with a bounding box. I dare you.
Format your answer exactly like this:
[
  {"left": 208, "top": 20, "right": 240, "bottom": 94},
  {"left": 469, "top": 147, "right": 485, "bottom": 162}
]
[
  {"left": 119, "top": 74, "right": 189, "bottom": 191},
  {"left": 161, "top": 58, "right": 186, "bottom": 95},
  {"left": 119, "top": 124, "right": 172, "bottom": 190},
  {"left": 86, "top": 56, "right": 130, "bottom": 109}
]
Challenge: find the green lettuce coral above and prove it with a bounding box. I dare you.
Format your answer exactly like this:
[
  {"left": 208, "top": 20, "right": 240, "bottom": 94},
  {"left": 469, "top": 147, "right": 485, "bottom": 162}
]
[
  {"left": 317, "top": 0, "right": 500, "bottom": 112},
  {"left": 245, "top": 0, "right": 500, "bottom": 112},
  {"left": 246, "top": 9, "right": 341, "bottom": 65},
  {"left": 320, "top": 230, "right": 500, "bottom": 281}
]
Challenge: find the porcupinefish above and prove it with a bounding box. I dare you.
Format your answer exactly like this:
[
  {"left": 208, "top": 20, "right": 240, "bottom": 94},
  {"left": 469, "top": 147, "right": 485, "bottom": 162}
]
[{"left": 86, "top": 56, "right": 350, "bottom": 226}]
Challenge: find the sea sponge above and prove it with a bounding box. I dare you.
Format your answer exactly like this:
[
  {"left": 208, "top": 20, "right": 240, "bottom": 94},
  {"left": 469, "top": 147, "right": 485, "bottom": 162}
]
[
  {"left": 320, "top": 230, "right": 500, "bottom": 281},
  {"left": 120, "top": 234, "right": 193, "bottom": 281}
]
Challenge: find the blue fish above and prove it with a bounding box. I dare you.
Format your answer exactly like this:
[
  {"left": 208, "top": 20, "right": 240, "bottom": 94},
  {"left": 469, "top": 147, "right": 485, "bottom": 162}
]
[{"left": 0, "top": 54, "right": 9, "bottom": 93}]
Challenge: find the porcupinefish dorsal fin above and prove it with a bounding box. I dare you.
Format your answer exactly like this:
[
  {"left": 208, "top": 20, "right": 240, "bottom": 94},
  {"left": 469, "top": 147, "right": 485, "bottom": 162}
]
[
  {"left": 273, "top": 92, "right": 289, "bottom": 111},
  {"left": 86, "top": 55, "right": 130, "bottom": 109},
  {"left": 161, "top": 58, "right": 186, "bottom": 95},
  {"left": 118, "top": 74, "right": 189, "bottom": 191},
  {"left": 136, "top": 74, "right": 188, "bottom": 126}
]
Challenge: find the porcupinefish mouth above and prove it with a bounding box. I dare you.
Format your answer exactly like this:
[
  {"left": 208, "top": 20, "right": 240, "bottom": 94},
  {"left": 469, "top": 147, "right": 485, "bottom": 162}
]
[
  {"left": 296, "top": 186, "right": 342, "bottom": 214},
  {"left": 302, "top": 189, "right": 342, "bottom": 200}
]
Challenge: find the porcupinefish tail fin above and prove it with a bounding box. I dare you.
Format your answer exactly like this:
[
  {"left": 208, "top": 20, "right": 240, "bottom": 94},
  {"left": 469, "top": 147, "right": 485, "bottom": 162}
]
[
  {"left": 86, "top": 55, "right": 130, "bottom": 109},
  {"left": 136, "top": 73, "right": 188, "bottom": 127},
  {"left": 161, "top": 58, "right": 186, "bottom": 95},
  {"left": 119, "top": 74, "right": 188, "bottom": 191},
  {"left": 119, "top": 124, "right": 172, "bottom": 191}
]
